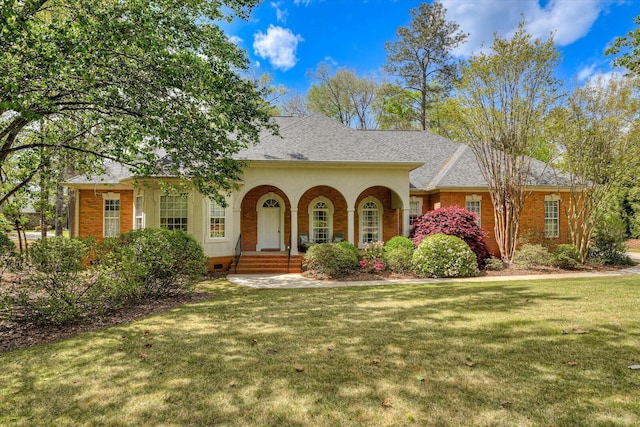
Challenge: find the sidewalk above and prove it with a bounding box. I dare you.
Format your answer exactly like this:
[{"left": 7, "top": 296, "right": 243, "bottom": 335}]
[{"left": 227, "top": 253, "right": 640, "bottom": 289}]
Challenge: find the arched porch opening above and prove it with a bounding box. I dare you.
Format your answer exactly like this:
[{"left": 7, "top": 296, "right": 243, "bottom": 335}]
[
  {"left": 240, "top": 185, "right": 291, "bottom": 251},
  {"left": 297, "top": 185, "right": 348, "bottom": 246},
  {"left": 355, "top": 186, "right": 406, "bottom": 247}
]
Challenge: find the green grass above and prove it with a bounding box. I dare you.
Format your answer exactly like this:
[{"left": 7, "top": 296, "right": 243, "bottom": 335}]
[{"left": 2, "top": 276, "right": 640, "bottom": 426}]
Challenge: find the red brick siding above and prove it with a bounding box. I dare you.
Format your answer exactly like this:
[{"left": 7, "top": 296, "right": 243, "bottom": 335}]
[
  {"left": 240, "top": 186, "right": 291, "bottom": 251},
  {"left": 78, "top": 190, "right": 134, "bottom": 240}
]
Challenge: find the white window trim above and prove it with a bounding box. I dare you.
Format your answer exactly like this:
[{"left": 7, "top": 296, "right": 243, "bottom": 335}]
[
  {"left": 465, "top": 194, "right": 482, "bottom": 227},
  {"left": 206, "top": 198, "right": 228, "bottom": 242},
  {"left": 409, "top": 196, "right": 422, "bottom": 226},
  {"left": 358, "top": 196, "right": 383, "bottom": 248},
  {"left": 102, "top": 192, "right": 121, "bottom": 237},
  {"left": 159, "top": 193, "right": 190, "bottom": 233},
  {"left": 308, "top": 196, "right": 334, "bottom": 244},
  {"left": 133, "top": 195, "right": 145, "bottom": 230},
  {"left": 544, "top": 194, "right": 561, "bottom": 238}
]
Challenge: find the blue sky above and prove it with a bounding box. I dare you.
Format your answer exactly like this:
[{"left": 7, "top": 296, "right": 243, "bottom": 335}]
[{"left": 223, "top": 0, "right": 640, "bottom": 94}]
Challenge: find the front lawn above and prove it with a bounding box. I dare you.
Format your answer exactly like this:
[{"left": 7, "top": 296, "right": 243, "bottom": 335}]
[{"left": 2, "top": 277, "right": 640, "bottom": 426}]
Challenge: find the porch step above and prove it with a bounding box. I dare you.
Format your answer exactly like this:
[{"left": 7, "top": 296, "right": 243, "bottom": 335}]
[{"left": 231, "top": 254, "right": 303, "bottom": 274}]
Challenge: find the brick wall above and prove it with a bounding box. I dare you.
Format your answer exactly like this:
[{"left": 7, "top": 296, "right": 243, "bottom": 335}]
[
  {"left": 240, "top": 186, "right": 291, "bottom": 251},
  {"left": 433, "top": 191, "right": 571, "bottom": 256},
  {"left": 298, "top": 186, "right": 348, "bottom": 239},
  {"left": 78, "top": 189, "right": 134, "bottom": 240}
]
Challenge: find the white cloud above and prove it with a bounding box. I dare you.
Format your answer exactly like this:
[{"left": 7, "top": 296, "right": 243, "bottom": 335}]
[
  {"left": 577, "top": 63, "right": 598, "bottom": 82},
  {"left": 253, "top": 25, "right": 304, "bottom": 71},
  {"left": 439, "top": 0, "right": 604, "bottom": 56},
  {"left": 228, "top": 35, "right": 243, "bottom": 45},
  {"left": 270, "top": 1, "right": 289, "bottom": 23},
  {"left": 584, "top": 70, "right": 624, "bottom": 89},
  {"left": 294, "top": 0, "right": 311, "bottom": 5}
]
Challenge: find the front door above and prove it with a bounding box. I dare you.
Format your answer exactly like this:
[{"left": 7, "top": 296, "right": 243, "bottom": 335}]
[{"left": 260, "top": 198, "right": 281, "bottom": 250}]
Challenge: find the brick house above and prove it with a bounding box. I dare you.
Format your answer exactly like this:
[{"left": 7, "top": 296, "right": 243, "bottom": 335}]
[{"left": 64, "top": 113, "right": 571, "bottom": 273}]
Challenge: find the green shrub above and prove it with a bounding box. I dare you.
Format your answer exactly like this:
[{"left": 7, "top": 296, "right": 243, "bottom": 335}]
[
  {"left": 0, "top": 232, "right": 17, "bottom": 280},
  {"left": 552, "top": 244, "right": 581, "bottom": 269},
  {"left": 99, "top": 228, "right": 208, "bottom": 301},
  {"left": 384, "top": 236, "right": 415, "bottom": 254},
  {"left": 484, "top": 257, "right": 505, "bottom": 271},
  {"left": 13, "top": 237, "right": 101, "bottom": 325},
  {"left": 336, "top": 241, "right": 360, "bottom": 261},
  {"left": 385, "top": 246, "right": 414, "bottom": 274},
  {"left": 303, "top": 243, "right": 359, "bottom": 278},
  {"left": 588, "top": 215, "right": 633, "bottom": 266},
  {"left": 411, "top": 234, "right": 479, "bottom": 278},
  {"left": 513, "top": 244, "right": 553, "bottom": 269},
  {"left": 360, "top": 241, "right": 386, "bottom": 272}
]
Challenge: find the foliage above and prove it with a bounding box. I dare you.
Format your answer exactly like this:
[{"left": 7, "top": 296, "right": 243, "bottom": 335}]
[
  {"left": 0, "top": 0, "right": 273, "bottom": 207},
  {"left": 411, "top": 234, "right": 479, "bottom": 278},
  {"left": 335, "top": 241, "right": 360, "bottom": 261},
  {"left": 5, "top": 237, "right": 101, "bottom": 325},
  {"left": 409, "top": 206, "right": 491, "bottom": 268},
  {"left": 606, "top": 14, "right": 640, "bottom": 76},
  {"left": 588, "top": 214, "right": 633, "bottom": 266},
  {"left": 303, "top": 243, "right": 359, "bottom": 278},
  {"left": 384, "top": 2, "right": 467, "bottom": 130},
  {"left": 385, "top": 246, "right": 415, "bottom": 274},
  {"left": 513, "top": 244, "right": 554, "bottom": 269},
  {"left": 552, "top": 244, "right": 581, "bottom": 270},
  {"left": 373, "top": 84, "right": 421, "bottom": 130},
  {"left": 99, "top": 229, "right": 208, "bottom": 301},
  {"left": 484, "top": 257, "right": 505, "bottom": 271},
  {"left": 306, "top": 63, "right": 377, "bottom": 129},
  {"left": 359, "top": 241, "right": 386, "bottom": 272},
  {"left": 384, "top": 236, "right": 415, "bottom": 253},
  {"left": 0, "top": 232, "right": 18, "bottom": 281},
  {"left": 547, "top": 75, "right": 640, "bottom": 262},
  {"left": 446, "top": 22, "right": 561, "bottom": 261}
]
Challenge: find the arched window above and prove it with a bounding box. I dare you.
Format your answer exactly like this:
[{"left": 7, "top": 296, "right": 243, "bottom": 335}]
[
  {"left": 308, "top": 197, "right": 334, "bottom": 243},
  {"left": 359, "top": 197, "right": 382, "bottom": 245},
  {"left": 263, "top": 198, "right": 280, "bottom": 208}
]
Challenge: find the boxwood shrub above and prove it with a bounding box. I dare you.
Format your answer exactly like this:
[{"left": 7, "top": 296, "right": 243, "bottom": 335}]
[
  {"left": 303, "top": 243, "right": 359, "bottom": 278},
  {"left": 411, "top": 234, "right": 479, "bottom": 278}
]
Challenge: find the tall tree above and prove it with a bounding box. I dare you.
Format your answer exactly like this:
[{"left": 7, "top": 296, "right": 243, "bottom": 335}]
[
  {"left": 449, "top": 22, "right": 561, "bottom": 262},
  {"left": 548, "top": 76, "right": 640, "bottom": 261},
  {"left": 607, "top": 15, "right": 640, "bottom": 76},
  {"left": 0, "top": 0, "right": 273, "bottom": 207},
  {"left": 384, "top": 2, "right": 467, "bottom": 130},
  {"left": 306, "top": 64, "right": 377, "bottom": 129},
  {"left": 373, "top": 83, "right": 421, "bottom": 130},
  {"left": 280, "top": 92, "right": 309, "bottom": 117}
]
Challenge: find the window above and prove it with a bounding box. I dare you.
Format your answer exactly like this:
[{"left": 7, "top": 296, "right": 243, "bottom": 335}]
[
  {"left": 545, "top": 197, "right": 560, "bottom": 238},
  {"left": 209, "top": 201, "right": 226, "bottom": 239},
  {"left": 409, "top": 199, "right": 421, "bottom": 226},
  {"left": 359, "top": 197, "right": 381, "bottom": 245},
  {"left": 103, "top": 196, "right": 120, "bottom": 237},
  {"left": 312, "top": 201, "right": 330, "bottom": 243},
  {"left": 307, "top": 197, "right": 334, "bottom": 244},
  {"left": 160, "top": 195, "right": 188, "bottom": 231},
  {"left": 465, "top": 195, "right": 482, "bottom": 227},
  {"left": 134, "top": 196, "right": 144, "bottom": 229}
]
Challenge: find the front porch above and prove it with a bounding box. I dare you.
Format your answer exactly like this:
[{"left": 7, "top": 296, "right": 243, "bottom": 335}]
[{"left": 230, "top": 251, "right": 303, "bottom": 274}]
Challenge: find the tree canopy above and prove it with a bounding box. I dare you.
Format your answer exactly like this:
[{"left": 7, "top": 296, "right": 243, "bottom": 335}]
[
  {"left": 384, "top": 2, "right": 467, "bottom": 130},
  {"left": 0, "top": 0, "right": 273, "bottom": 205}
]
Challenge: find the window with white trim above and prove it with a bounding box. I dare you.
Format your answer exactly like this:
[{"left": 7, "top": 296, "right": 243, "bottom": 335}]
[
  {"left": 409, "top": 198, "right": 422, "bottom": 226},
  {"left": 134, "top": 196, "right": 144, "bottom": 230},
  {"left": 209, "top": 200, "right": 226, "bottom": 239},
  {"left": 103, "top": 194, "right": 120, "bottom": 237},
  {"left": 544, "top": 196, "right": 560, "bottom": 238},
  {"left": 359, "top": 197, "right": 382, "bottom": 245},
  {"left": 312, "top": 201, "right": 329, "bottom": 243},
  {"left": 465, "top": 195, "right": 482, "bottom": 227},
  {"left": 160, "top": 195, "right": 188, "bottom": 231}
]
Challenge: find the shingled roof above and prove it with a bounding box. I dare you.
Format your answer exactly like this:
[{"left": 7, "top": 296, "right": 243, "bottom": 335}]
[{"left": 65, "top": 113, "right": 567, "bottom": 190}]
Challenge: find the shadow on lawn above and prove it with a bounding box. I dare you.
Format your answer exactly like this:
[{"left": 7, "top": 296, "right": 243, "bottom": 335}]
[{"left": 2, "top": 279, "right": 640, "bottom": 426}]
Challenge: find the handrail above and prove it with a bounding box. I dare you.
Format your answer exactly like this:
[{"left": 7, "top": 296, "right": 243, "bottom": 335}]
[
  {"left": 286, "top": 235, "right": 292, "bottom": 273},
  {"left": 234, "top": 233, "right": 242, "bottom": 273}
]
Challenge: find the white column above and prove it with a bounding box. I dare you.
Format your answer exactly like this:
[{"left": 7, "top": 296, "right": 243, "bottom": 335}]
[
  {"left": 232, "top": 208, "right": 242, "bottom": 249},
  {"left": 290, "top": 208, "right": 299, "bottom": 255},
  {"left": 402, "top": 208, "right": 411, "bottom": 237},
  {"left": 347, "top": 208, "right": 355, "bottom": 245}
]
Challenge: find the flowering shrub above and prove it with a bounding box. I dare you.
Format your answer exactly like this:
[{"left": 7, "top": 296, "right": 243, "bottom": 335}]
[
  {"left": 360, "top": 241, "right": 386, "bottom": 272},
  {"left": 411, "top": 234, "right": 479, "bottom": 278},
  {"left": 409, "top": 206, "right": 490, "bottom": 269}
]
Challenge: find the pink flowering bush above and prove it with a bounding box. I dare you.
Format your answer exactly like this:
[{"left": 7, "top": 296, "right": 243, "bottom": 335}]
[
  {"left": 360, "top": 241, "right": 386, "bottom": 272},
  {"left": 409, "top": 205, "right": 491, "bottom": 269}
]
